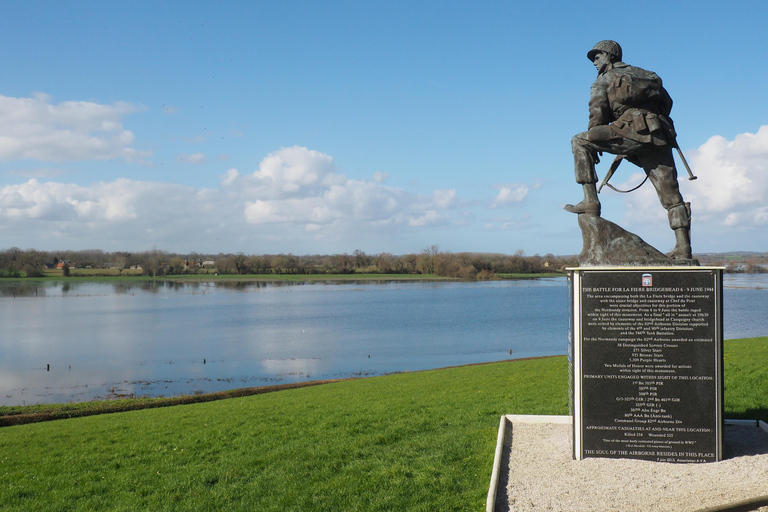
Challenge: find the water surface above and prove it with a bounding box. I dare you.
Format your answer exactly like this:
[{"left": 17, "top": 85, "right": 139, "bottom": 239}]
[{"left": 1, "top": 275, "right": 766, "bottom": 405}]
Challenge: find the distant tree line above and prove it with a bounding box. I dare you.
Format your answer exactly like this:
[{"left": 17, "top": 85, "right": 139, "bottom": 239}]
[
  {"left": 0, "top": 246, "right": 577, "bottom": 279},
  {"left": 4, "top": 247, "right": 768, "bottom": 279}
]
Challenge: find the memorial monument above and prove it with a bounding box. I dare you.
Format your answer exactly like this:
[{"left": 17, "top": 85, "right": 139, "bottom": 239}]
[{"left": 568, "top": 41, "right": 724, "bottom": 463}]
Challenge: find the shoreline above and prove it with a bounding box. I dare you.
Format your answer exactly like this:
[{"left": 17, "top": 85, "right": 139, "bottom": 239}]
[{"left": 0, "top": 355, "right": 566, "bottom": 427}]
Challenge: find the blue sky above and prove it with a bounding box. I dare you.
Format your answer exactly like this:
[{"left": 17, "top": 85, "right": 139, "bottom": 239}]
[{"left": 1, "top": 1, "right": 767, "bottom": 256}]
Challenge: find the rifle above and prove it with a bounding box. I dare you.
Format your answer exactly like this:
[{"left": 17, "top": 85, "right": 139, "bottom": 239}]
[
  {"left": 674, "top": 145, "right": 698, "bottom": 181},
  {"left": 598, "top": 155, "right": 642, "bottom": 193},
  {"left": 598, "top": 144, "right": 697, "bottom": 194}
]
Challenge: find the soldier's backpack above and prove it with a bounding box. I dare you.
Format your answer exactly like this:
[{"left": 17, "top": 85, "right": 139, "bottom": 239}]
[{"left": 614, "top": 65, "right": 672, "bottom": 116}]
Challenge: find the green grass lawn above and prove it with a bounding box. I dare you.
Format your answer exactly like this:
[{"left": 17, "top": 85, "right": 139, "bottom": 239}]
[
  {"left": 0, "top": 338, "right": 765, "bottom": 511},
  {"left": 723, "top": 336, "right": 768, "bottom": 420}
]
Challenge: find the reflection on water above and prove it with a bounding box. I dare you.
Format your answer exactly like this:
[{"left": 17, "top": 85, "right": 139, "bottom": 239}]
[
  {"left": 0, "top": 279, "right": 194, "bottom": 297},
  {"left": 1, "top": 276, "right": 562, "bottom": 298},
  {"left": 0, "top": 274, "right": 766, "bottom": 406},
  {"left": 723, "top": 273, "right": 768, "bottom": 289},
  {"left": 0, "top": 277, "right": 385, "bottom": 297}
]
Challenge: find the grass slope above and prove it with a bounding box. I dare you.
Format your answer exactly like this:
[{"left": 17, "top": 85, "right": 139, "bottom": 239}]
[
  {"left": 723, "top": 336, "right": 768, "bottom": 421},
  {"left": 0, "top": 337, "right": 765, "bottom": 511},
  {"left": 0, "top": 357, "right": 567, "bottom": 511}
]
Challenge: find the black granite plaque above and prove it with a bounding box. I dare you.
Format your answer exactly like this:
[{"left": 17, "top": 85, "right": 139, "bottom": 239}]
[{"left": 572, "top": 268, "right": 723, "bottom": 462}]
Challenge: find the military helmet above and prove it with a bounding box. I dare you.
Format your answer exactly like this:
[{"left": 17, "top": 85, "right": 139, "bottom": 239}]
[{"left": 587, "top": 40, "right": 622, "bottom": 62}]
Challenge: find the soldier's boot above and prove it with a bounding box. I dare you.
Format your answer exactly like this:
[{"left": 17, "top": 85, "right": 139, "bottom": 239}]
[
  {"left": 668, "top": 227, "right": 692, "bottom": 260},
  {"left": 666, "top": 203, "right": 692, "bottom": 259},
  {"left": 564, "top": 183, "right": 601, "bottom": 215}
]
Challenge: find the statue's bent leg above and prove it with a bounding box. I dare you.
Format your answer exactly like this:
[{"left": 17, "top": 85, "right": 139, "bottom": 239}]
[
  {"left": 571, "top": 132, "right": 599, "bottom": 185},
  {"left": 641, "top": 149, "right": 692, "bottom": 259},
  {"left": 566, "top": 132, "right": 601, "bottom": 215}
]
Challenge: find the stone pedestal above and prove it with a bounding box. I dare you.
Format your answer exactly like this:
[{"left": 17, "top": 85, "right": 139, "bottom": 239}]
[
  {"left": 569, "top": 267, "right": 724, "bottom": 462},
  {"left": 577, "top": 215, "right": 699, "bottom": 267}
]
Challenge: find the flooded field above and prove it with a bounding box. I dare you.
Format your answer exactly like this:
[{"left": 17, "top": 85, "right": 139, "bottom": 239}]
[{"left": 1, "top": 275, "right": 766, "bottom": 405}]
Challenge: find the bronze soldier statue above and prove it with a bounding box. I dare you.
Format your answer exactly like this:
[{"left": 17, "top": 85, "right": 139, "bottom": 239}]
[{"left": 565, "top": 40, "right": 692, "bottom": 260}]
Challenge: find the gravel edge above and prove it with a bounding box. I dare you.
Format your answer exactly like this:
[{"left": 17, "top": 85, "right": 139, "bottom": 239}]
[{"left": 490, "top": 417, "right": 768, "bottom": 512}]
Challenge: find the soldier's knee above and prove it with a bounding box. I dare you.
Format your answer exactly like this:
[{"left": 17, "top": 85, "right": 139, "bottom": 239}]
[
  {"left": 571, "top": 133, "right": 589, "bottom": 152},
  {"left": 650, "top": 164, "right": 680, "bottom": 189}
]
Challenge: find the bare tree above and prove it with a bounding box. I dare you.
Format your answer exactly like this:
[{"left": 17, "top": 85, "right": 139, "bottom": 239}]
[{"left": 233, "top": 253, "right": 252, "bottom": 275}]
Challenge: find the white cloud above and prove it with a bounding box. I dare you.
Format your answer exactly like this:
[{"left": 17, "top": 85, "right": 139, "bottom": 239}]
[
  {"left": 491, "top": 184, "right": 530, "bottom": 208},
  {"left": 623, "top": 125, "right": 768, "bottom": 229},
  {"left": 0, "top": 93, "right": 151, "bottom": 163},
  {"left": 0, "top": 146, "right": 472, "bottom": 251},
  {"left": 0, "top": 177, "right": 232, "bottom": 249},
  {"left": 229, "top": 146, "right": 455, "bottom": 231},
  {"left": 221, "top": 168, "right": 239, "bottom": 186},
  {"left": 408, "top": 210, "right": 449, "bottom": 227},
  {"left": 432, "top": 189, "right": 458, "bottom": 209},
  {"left": 244, "top": 199, "right": 290, "bottom": 224},
  {"left": 686, "top": 126, "right": 768, "bottom": 224},
  {"left": 0, "top": 178, "right": 160, "bottom": 222}
]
